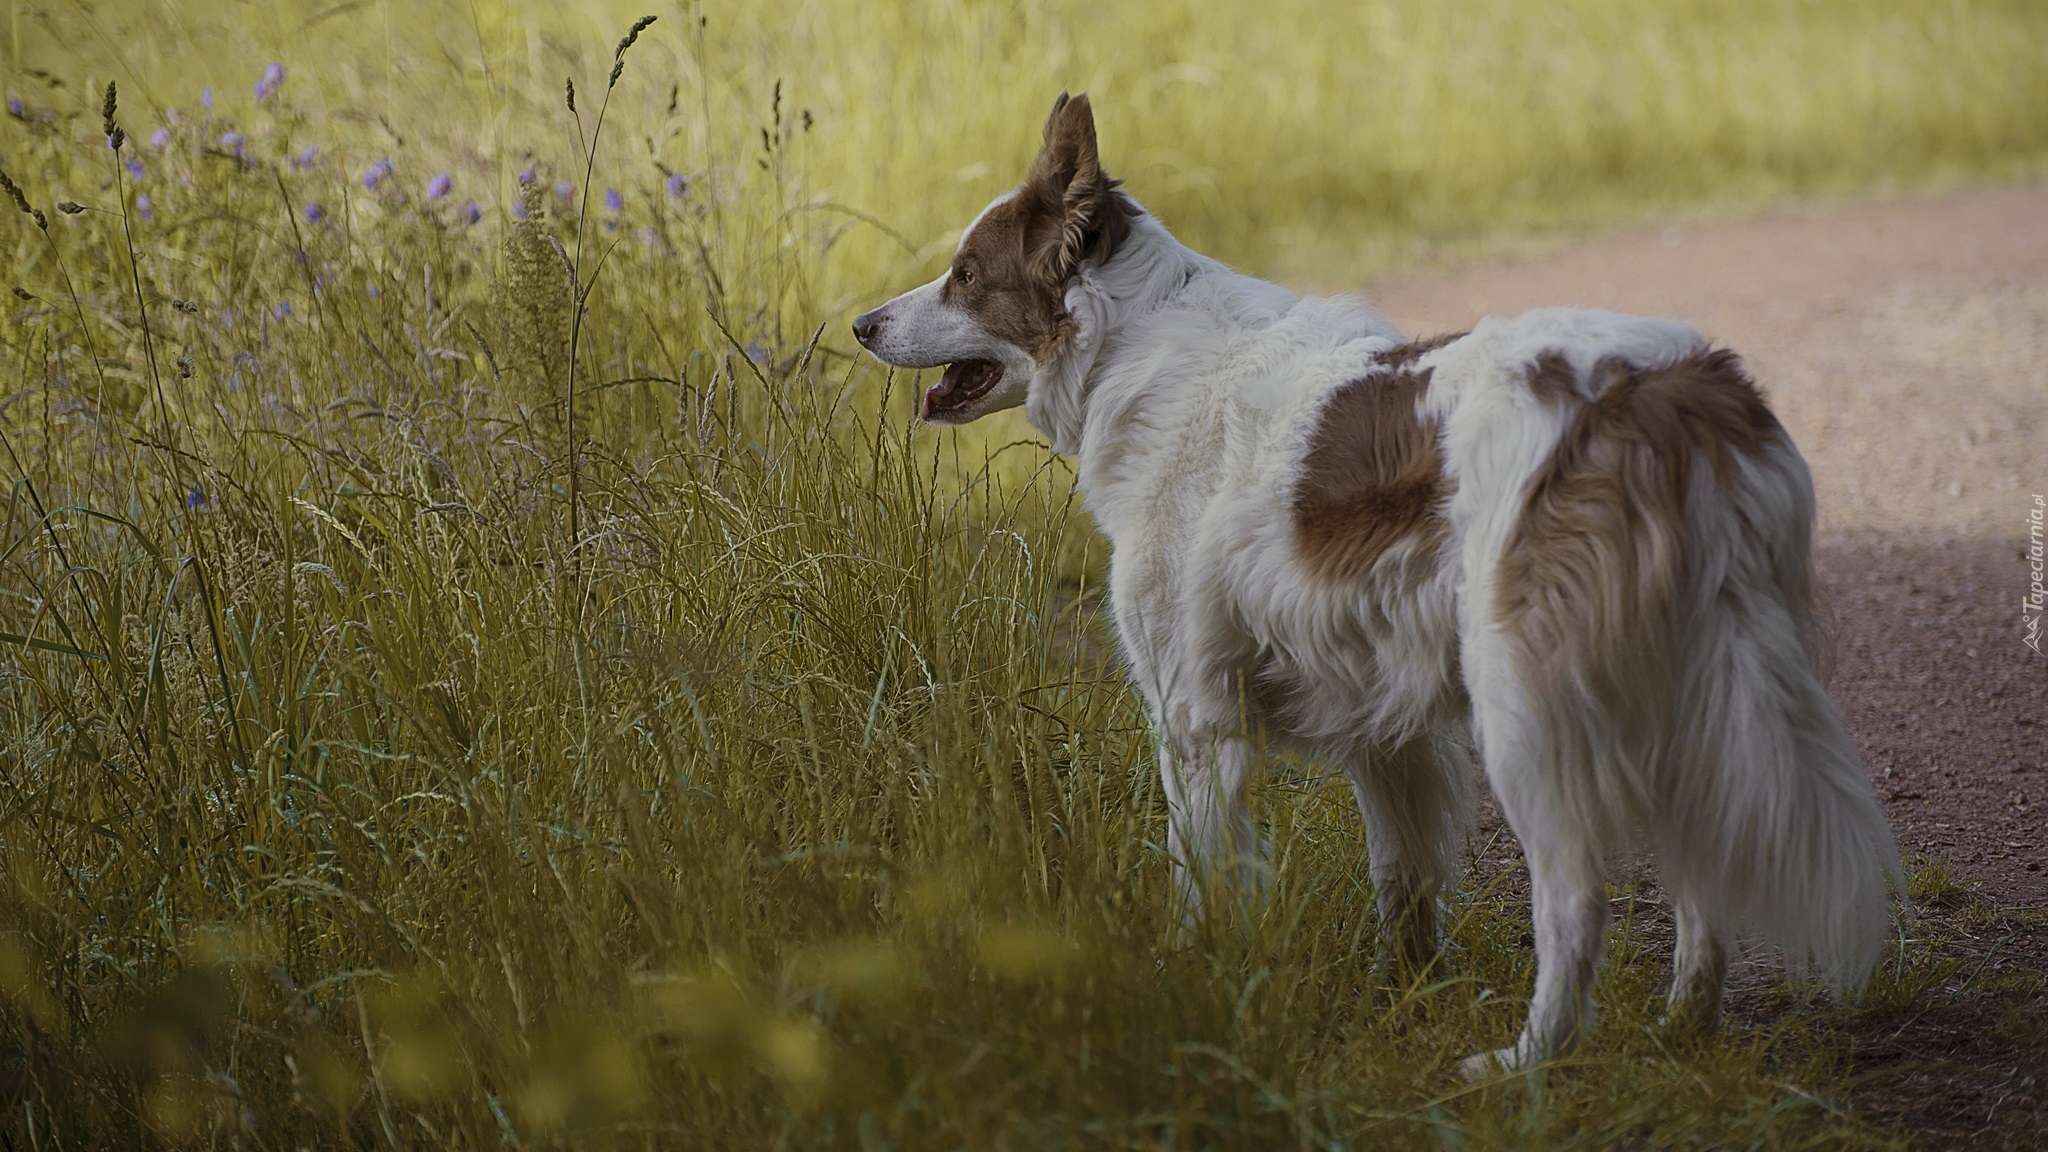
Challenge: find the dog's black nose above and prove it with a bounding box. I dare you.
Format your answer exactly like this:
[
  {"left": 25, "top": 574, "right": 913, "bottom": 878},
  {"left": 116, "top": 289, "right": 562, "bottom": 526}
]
[{"left": 851, "top": 310, "right": 882, "bottom": 348}]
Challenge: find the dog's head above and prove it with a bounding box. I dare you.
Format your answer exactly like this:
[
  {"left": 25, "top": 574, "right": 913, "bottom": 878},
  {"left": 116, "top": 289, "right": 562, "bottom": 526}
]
[{"left": 852, "top": 92, "right": 1137, "bottom": 424}]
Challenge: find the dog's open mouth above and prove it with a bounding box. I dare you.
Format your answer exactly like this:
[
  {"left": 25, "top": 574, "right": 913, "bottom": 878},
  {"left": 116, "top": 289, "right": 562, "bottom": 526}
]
[{"left": 922, "top": 359, "right": 1004, "bottom": 420}]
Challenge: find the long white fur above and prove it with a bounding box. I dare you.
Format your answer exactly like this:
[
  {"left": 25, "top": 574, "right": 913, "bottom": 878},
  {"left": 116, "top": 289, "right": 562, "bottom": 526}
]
[{"left": 857, "top": 193, "right": 1902, "bottom": 1076}]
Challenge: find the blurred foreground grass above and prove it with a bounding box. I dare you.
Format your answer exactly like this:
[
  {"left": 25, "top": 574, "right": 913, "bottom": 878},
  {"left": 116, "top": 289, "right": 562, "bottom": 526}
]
[{"left": 3, "top": 0, "right": 2045, "bottom": 1146}]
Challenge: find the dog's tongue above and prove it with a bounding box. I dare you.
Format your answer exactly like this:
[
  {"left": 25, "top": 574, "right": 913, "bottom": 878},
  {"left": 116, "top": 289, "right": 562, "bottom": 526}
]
[
  {"left": 922, "top": 360, "right": 994, "bottom": 418},
  {"left": 922, "top": 366, "right": 964, "bottom": 417}
]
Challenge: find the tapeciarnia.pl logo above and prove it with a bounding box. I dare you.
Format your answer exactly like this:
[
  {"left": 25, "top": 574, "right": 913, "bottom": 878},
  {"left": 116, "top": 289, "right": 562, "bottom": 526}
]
[{"left": 2026, "top": 493, "right": 2044, "bottom": 655}]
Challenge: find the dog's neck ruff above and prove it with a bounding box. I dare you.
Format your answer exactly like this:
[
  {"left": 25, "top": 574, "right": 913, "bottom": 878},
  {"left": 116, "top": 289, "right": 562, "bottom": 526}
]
[{"left": 1024, "top": 208, "right": 1225, "bottom": 457}]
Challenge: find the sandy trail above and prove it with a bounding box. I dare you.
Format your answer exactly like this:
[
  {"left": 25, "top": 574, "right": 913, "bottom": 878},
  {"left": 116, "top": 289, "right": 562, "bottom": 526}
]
[{"left": 1361, "top": 183, "right": 2048, "bottom": 906}]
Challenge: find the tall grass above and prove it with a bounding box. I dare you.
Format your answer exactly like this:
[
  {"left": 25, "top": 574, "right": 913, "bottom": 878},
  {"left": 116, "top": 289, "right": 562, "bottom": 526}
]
[{"left": 2, "top": 0, "right": 2042, "bottom": 1146}]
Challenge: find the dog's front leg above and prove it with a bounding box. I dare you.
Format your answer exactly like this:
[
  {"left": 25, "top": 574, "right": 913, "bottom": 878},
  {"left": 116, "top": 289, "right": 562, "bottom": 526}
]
[{"left": 1158, "top": 720, "right": 1262, "bottom": 929}]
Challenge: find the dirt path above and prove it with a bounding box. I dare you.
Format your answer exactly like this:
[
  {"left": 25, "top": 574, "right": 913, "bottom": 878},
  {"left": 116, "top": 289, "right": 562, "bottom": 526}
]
[{"left": 1363, "top": 183, "right": 2048, "bottom": 907}]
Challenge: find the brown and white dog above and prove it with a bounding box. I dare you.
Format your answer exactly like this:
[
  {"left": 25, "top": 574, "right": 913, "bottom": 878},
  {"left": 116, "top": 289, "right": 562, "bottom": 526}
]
[{"left": 854, "top": 93, "right": 1901, "bottom": 1075}]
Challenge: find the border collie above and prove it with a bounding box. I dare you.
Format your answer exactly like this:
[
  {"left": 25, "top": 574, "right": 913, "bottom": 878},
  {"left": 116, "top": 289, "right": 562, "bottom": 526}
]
[{"left": 853, "top": 93, "right": 1901, "bottom": 1075}]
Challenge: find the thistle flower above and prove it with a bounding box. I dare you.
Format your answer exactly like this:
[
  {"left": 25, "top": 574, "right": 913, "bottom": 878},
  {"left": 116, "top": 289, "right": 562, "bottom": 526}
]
[
  {"left": 665, "top": 172, "right": 688, "bottom": 200},
  {"left": 518, "top": 166, "right": 535, "bottom": 185},
  {"left": 255, "top": 63, "right": 285, "bottom": 101},
  {"left": 304, "top": 202, "right": 326, "bottom": 224},
  {"left": 150, "top": 128, "right": 170, "bottom": 149},
  {"left": 426, "top": 173, "right": 452, "bottom": 201},
  {"left": 363, "top": 158, "right": 393, "bottom": 191},
  {"left": 604, "top": 187, "right": 622, "bottom": 212},
  {"left": 511, "top": 198, "right": 529, "bottom": 221},
  {"left": 459, "top": 200, "right": 481, "bottom": 225},
  {"left": 135, "top": 193, "right": 152, "bottom": 222}
]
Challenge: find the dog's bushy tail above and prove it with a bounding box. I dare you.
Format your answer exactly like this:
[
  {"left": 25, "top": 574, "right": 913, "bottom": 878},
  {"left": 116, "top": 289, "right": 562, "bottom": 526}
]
[{"left": 1660, "top": 441, "right": 1902, "bottom": 992}]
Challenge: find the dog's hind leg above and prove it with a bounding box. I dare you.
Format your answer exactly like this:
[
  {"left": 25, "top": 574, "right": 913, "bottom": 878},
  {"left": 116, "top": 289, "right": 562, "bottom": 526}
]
[
  {"left": 1665, "top": 891, "right": 1728, "bottom": 1033},
  {"left": 1344, "top": 736, "right": 1470, "bottom": 980},
  {"left": 1460, "top": 682, "right": 1610, "bottom": 1078}
]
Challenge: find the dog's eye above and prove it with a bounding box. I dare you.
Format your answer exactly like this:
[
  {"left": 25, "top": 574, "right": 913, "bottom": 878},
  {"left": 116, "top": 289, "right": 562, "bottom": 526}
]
[{"left": 954, "top": 267, "right": 974, "bottom": 286}]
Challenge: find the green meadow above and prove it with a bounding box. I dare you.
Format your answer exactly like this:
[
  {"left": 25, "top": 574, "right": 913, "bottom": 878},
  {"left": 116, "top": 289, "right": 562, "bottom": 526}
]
[{"left": 3, "top": 0, "right": 2045, "bottom": 1146}]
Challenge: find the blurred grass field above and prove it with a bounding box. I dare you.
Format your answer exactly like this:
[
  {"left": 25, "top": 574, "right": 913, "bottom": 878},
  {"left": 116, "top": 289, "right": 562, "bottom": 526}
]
[{"left": 3, "top": 0, "right": 2046, "bottom": 1147}]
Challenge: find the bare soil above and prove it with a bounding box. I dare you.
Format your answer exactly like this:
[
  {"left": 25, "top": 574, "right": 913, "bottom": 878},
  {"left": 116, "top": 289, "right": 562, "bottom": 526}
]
[{"left": 1365, "top": 183, "right": 2048, "bottom": 1148}]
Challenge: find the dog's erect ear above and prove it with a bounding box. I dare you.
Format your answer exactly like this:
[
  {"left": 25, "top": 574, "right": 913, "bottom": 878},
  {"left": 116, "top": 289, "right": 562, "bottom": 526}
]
[{"left": 1023, "top": 92, "right": 1131, "bottom": 286}]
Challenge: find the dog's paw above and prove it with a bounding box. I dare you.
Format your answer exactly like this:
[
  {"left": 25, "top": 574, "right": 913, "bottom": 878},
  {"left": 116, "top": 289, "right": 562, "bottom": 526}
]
[{"left": 1456, "top": 1046, "right": 1522, "bottom": 1081}]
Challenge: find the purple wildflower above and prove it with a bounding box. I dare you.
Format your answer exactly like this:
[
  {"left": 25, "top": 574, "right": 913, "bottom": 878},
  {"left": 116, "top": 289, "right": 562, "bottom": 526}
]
[
  {"left": 518, "top": 166, "right": 535, "bottom": 185},
  {"left": 187, "top": 488, "right": 205, "bottom": 510},
  {"left": 219, "top": 131, "right": 245, "bottom": 158},
  {"left": 745, "top": 341, "right": 769, "bottom": 365},
  {"left": 604, "top": 187, "right": 622, "bottom": 212},
  {"left": 511, "top": 198, "right": 529, "bottom": 221},
  {"left": 293, "top": 145, "right": 319, "bottom": 170},
  {"left": 124, "top": 157, "right": 145, "bottom": 181},
  {"left": 459, "top": 200, "right": 480, "bottom": 225},
  {"left": 273, "top": 302, "right": 292, "bottom": 319},
  {"left": 363, "top": 158, "right": 392, "bottom": 191},
  {"left": 255, "top": 63, "right": 285, "bottom": 101},
  {"left": 135, "top": 193, "right": 152, "bottom": 222},
  {"left": 6, "top": 97, "right": 21, "bottom": 117},
  {"left": 555, "top": 180, "right": 574, "bottom": 201},
  {"left": 665, "top": 172, "right": 688, "bottom": 199},
  {"left": 304, "top": 202, "right": 326, "bottom": 224},
  {"left": 367, "top": 284, "right": 381, "bottom": 298},
  {"left": 201, "top": 86, "right": 213, "bottom": 112},
  {"left": 425, "top": 173, "right": 452, "bottom": 201},
  {"left": 150, "top": 128, "right": 170, "bottom": 149}
]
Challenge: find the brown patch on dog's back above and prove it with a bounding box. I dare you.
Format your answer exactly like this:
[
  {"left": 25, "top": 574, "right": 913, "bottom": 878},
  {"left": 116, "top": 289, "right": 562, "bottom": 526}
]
[
  {"left": 1524, "top": 350, "right": 1585, "bottom": 406},
  {"left": 1377, "top": 330, "right": 1465, "bottom": 373},
  {"left": 1291, "top": 337, "right": 1461, "bottom": 582},
  {"left": 1495, "top": 348, "right": 1790, "bottom": 674}
]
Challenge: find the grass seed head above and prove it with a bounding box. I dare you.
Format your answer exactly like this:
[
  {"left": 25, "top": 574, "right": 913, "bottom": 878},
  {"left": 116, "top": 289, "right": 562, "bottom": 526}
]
[
  {"left": 0, "top": 169, "right": 34, "bottom": 220},
  {"left": 101, "top": 80, "right": 124, "bottom": 150}
]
